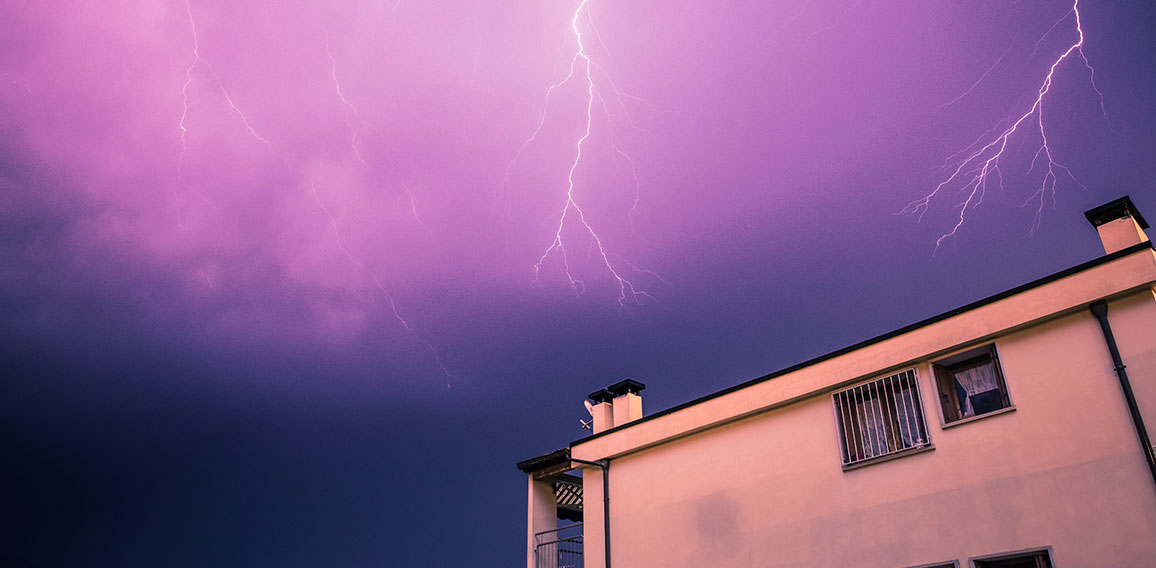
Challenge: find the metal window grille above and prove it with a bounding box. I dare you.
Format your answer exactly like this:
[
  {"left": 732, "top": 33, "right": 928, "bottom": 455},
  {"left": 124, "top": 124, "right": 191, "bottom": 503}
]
[{"left": 832, "top": 368, "right": 930, "bottom": 467}]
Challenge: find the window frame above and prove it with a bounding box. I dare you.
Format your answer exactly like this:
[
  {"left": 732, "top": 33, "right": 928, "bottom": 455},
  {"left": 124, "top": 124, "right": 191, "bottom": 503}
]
[
  {"left": 831, "top": 367, "right": 933, "bottom": 470},
  {"left": 931, "top": 343, "right": 1015, "bottom": 427},
  {"left": 969, "top": 546, "right": 1054, "bottom": 568}
]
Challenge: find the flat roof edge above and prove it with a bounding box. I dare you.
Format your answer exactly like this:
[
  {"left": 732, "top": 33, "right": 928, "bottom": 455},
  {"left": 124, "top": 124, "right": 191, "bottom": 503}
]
[
  {"left": 516, "top": 447, "right": 570, "bottom": 474},
  {"left": 571, "top": 241, "right": 1156, "bottom": 448}
]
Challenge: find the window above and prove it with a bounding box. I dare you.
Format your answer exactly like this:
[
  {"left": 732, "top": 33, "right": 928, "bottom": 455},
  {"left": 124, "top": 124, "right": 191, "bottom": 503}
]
[
  {"left": 832, "top": 368, "right": 930, "bottom": 467},
  {"left": 932, "top": 345, "right": 1011, "bottom": 424},
  {"left": 973, "top": 549, "right": 1052, "bottom": 568}
]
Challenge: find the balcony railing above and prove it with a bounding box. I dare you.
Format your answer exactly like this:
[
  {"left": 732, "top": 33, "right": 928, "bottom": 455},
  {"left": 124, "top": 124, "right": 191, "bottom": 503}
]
[{"left": 534, "top": 523, "right": 583, "bottom": 568}]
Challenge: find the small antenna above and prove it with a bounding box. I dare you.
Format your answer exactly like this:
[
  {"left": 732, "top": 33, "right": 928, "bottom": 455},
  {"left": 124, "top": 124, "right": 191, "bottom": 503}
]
[{"left": 580, "top": 418, "right": 592, "bottom": 430}]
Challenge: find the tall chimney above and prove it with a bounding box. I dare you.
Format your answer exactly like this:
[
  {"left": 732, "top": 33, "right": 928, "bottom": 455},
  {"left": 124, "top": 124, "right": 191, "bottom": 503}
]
[
  {"left": 607, "top": 378, "right": 645, "bottom": 427},
  {"left": 587, "top": 388, "right": 615, "bottom": 434},
  {"left": 1084, "top": 196, "right": 1150, "bottom": 255}
]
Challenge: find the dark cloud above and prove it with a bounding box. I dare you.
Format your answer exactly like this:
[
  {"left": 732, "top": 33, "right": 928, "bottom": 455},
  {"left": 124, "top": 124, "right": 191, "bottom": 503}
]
[{"left": 2, "top": 0, "right": 1155, "bottom": 565}]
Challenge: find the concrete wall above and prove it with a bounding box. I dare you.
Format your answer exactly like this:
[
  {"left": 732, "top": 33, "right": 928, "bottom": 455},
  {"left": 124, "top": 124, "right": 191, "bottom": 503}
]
[
  {"left": 580, "top": 289, "right": 1156, "bottom": 567},
  {"left": 526, "top": 477, "right": 556, "bottom": 568},
  {"left": 582, "top": 467, "right": 606, "bottom": 568}
]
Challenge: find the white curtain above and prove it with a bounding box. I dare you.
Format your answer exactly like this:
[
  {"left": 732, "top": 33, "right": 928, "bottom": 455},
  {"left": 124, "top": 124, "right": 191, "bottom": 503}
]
[
  {"left": 954, "top": 363, "right": 998, "bottom": 416},
  {"left": 893, "top": 386, "right": 919, "bottom": 447},
  {"left": 840, "top": 374, "right": 926, "bottom": 462},
  {"left": 855, "top": 396, "right": 889, "bottom": 458}
]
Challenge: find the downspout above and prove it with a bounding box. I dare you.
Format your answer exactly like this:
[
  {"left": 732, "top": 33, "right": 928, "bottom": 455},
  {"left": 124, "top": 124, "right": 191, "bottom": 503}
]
[
  {"left": 570, "top": 456, "right": 610, "bottom": 568},
  {"left": 1090, "top": 300, "right": 1156, "bottom": 491}
]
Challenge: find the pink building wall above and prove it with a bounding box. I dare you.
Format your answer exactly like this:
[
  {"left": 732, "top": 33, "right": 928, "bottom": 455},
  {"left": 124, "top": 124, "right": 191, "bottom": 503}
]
[
  {"left": 578, "top": 290, "right": 1156, "bottom": 567},
  {"left": 524, "top": 204, "right": 1156, "bottom": 567}
]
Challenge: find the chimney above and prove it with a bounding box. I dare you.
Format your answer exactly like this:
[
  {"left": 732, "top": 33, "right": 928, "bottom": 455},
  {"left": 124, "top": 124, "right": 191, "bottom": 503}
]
[
  {"left": 607, "top": 378, "right": 645, "bottom": 427},
  {"left": 1085, "top": 196, "right": 1150, "bottom": 255},
  {"left": 587, "top": 388, "right": 615, "bottom": 434}
]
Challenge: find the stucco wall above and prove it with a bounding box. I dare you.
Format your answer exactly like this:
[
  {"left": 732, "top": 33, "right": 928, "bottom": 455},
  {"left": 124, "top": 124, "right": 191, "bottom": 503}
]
[
  {"left": 1104, "top": 289, "right": 1156, "bottom": 443},
  {"left": 573, "top": 251, "right": 1156, "bottom": 464},
  {"left": 582, "top": 293, "right": 1156, "bottom": 567}
]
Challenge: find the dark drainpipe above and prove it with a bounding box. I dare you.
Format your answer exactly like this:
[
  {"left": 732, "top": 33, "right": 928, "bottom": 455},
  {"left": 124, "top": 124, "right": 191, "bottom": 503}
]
[
  {"left": 1090, "top": 300, "right": 1156, "bottom": 490},
  {"left": 570, "top": 456, "right": 610, "bottom": 568}
]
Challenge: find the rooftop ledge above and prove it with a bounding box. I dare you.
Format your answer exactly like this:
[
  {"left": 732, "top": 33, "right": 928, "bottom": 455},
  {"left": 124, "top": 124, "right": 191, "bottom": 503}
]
[{"left": 570, "top": 241, "right": 1156, "bottom": 463}]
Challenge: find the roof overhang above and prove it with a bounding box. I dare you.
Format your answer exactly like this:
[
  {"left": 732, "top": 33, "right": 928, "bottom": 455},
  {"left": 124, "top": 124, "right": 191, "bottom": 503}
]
[{"left": 516, "top": 448, "right": 574, "bottom": 479}]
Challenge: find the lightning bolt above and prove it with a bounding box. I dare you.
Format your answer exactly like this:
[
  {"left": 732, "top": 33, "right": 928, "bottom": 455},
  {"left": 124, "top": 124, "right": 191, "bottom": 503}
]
[
  {"left": 172, "top": 4, "right": 455, "bottom": 385},
  {"left": 505, "top": 0, "right": 659, "bottom": 310},
  {"left": 206, "top": 62, "right": 272, "bottom": 148},
  {"left": 325, "top": 32, "right": 371, "bottom": 165},
  {"left": 804, "top": 0, "right": 865, "bottom": 47},
  {"left": 773, "top": 0, "right": 813, "bottom": 36},
  {"left": 309, "top": 178, "right": 459, "bottom": 387},
  {"left": 901, "top": 0, "right": 1106, "bottom": 250},
  {"left": 401, "top": 182, "right": 437, "bottom": 242},
  {"left": 178, "top": 0, "right": 270, "bottom": 179},
  {"left": 937, "top": 43, "right": 1015, "bottom": 112},
  {"left": 323, "top": 31, "right": 435, "bottom": 239},
  {"left": 177, "top": 0, "right": 200, "bottom": 177},
  {"left": 589, "top": 70, "right": 645, "bottom": 232}
]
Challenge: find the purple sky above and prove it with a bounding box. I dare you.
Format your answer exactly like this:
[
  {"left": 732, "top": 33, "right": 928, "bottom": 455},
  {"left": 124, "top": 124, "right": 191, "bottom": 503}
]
[{"left": 3, "top": 0, "right": 1156, "bottom": 565}]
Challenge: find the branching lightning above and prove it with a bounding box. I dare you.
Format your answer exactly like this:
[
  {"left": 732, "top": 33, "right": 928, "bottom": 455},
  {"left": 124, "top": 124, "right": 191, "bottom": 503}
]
[
  {"left": 901, "top": 0, "right": 1106, "bottom": 250},
  {"left": 178, "top": 0, "right": 270, "bottom": 177},
  {"left": 322, "top": 32, "right": 436, "bottom": 241},
  {"left": 173, "top": 3, "right": 456, "bottom": 386},
  {"left": 504, "top": 0, "right": 661, "bottom": 309},
  {"left": 309, "top": 177, "right": 458, "bottom": 387}
]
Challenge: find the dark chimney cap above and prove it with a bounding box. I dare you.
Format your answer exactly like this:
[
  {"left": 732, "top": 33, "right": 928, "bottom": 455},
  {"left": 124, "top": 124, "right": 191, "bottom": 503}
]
[
  {"left": 607, "top": 378, "right": 646, "bottom": 397},
  {"left": 587, "top": 388, "right": 614, "bottom": 404},
  {"left": 1085, "top": 196, "right": 1148, "bottom": 229}
]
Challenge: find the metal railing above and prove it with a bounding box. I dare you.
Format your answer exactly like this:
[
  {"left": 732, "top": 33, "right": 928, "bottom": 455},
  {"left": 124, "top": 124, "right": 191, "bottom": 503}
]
[{"left": 534, "top": 523, "right": 583, "bottom": 568}]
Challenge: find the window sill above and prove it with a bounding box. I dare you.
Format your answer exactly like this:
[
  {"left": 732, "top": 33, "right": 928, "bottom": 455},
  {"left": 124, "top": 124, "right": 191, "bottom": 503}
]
[
  {"left": 941, "top": 405, "right": 1016, "bottom": 429},
  {"left": 841, "top": 444, "right": 934, "bottom": 472}
]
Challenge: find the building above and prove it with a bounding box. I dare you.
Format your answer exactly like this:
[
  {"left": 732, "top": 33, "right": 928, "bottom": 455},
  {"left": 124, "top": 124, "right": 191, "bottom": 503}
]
[{"left": 517, "top": 197, "right": 1156, "bottom": 568}]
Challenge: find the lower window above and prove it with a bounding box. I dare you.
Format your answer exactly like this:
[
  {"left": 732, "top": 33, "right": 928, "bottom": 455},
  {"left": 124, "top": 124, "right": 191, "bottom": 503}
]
[{"left": 973, "top": 549, "right": 1052, "bottom": 568}]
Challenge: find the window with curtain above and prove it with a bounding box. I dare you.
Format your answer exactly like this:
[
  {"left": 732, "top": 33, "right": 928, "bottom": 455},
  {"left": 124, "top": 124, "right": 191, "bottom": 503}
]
[
  {"left": 832, "top": 368, "right": 931, "bottom": 468},
  {"left": 932, "top": 344, "right": 1011, "bottom": 423}
]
